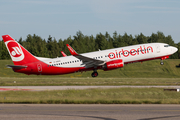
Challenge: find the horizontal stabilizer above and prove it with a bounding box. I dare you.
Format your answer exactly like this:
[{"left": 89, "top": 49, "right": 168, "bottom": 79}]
[{"left": 7, "top": 65, "right": 27, "bottom": 69}]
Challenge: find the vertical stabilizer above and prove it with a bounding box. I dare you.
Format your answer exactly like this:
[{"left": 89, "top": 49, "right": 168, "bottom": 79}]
[{"left": 2, "top": 35, "right": 39, "bottom": 65}]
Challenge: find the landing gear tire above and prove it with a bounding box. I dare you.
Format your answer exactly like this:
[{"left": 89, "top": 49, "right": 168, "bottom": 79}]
[
  {"left": 160, "top": 61, "right": 164, "bottom": 65},
  {"left": 91, "top": 72, "right": 98, "bottom": 77}
]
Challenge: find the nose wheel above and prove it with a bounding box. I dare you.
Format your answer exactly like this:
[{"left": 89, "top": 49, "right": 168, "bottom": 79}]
[
  {"left": 160, "top": 61, "right": 164, "bottom": 65},
  {"left": 91, "top": 71, "right": 98, "bottom": 77}
]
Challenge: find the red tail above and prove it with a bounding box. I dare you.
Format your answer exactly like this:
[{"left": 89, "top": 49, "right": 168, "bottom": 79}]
[{"left": 2, "top": 35, "right": 39, "bottom": 65}]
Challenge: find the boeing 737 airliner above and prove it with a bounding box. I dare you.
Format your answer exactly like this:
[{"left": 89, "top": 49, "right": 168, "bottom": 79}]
[{"left": 2, "top": 35, "right": 178, "bottom": 77}]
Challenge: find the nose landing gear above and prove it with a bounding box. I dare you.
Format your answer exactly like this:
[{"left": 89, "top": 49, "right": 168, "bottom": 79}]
[
  {"left": 160, "top": 56, "right": 169, "bottom": 65},
  {"left": 160, "top": 61, "right": 164, "bottom": 65}
]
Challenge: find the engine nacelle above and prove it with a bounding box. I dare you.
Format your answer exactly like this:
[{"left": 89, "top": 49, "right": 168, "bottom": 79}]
[{"left": 103, "top": 59, "right": 124, "bottom": 71}]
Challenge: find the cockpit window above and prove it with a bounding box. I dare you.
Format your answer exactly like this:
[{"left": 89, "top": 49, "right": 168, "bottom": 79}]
[{"left": 164, "top": 45, "right": 169, "bottom": 47}]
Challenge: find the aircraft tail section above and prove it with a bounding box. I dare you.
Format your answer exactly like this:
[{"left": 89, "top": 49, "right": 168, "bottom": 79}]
[{"left": 2, "top": 35, "right": 39, "bottom": 65}]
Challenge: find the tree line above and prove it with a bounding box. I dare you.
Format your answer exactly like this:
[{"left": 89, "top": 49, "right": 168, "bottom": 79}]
[{"left": 0, "top": 31, "right": 179, "bottom": 59}]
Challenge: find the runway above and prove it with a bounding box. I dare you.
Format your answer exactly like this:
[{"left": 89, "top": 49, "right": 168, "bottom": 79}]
[
  {"left": 0, "top": 104, "right": 180, "bottom": 120},
  {"left": 1, "top": 86, "right": 180, "bottom": 91}
]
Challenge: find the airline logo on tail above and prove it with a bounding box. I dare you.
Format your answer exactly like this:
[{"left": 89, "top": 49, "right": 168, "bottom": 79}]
[{"left": 5, "top": 40, "right": 24, "bottom": 61}]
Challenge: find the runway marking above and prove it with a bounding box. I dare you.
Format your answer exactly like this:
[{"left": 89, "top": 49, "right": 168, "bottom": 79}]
[{"left": 0, "top": 88, "right": 32, "bottom": 91}]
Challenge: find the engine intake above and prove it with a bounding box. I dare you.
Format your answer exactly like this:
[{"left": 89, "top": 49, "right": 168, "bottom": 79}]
[{"left": 103, "top": 59, "right": 124, "bottom": 71}]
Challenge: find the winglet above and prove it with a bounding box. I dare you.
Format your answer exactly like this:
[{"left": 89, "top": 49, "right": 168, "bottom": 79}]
[
  {"left": 61, "top": 51, "right": 67, "bottom": 57},
  {"left": 66, "top": 44, "right": 78, "bottom": 56}
]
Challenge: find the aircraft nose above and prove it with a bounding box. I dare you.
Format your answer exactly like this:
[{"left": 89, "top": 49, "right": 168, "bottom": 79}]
[{"left": 172, "top": 46, "right": 178, "bottom": 53}]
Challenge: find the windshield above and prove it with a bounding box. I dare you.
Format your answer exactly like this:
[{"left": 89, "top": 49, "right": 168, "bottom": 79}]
[{"left": 164, "top": 44, "right": 169, "bottom": 47}]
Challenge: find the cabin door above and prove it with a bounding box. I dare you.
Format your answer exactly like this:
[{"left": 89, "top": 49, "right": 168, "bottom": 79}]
[{"left": 156, "top": 45, "right": 160, "bottom": 53}]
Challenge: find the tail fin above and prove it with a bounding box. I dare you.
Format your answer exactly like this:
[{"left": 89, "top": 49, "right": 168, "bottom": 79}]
[{"left": 2, "top": 35, "right": 39, "bottom": 65}]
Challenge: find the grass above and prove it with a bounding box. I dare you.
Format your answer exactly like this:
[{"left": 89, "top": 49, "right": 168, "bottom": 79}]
[
  {"left": 1, "top": 59, "right": 180, "bottom": 104},
  {"left": 0, "top": 59, "right": 180, "bottom": 86},
  {"left": 1, "top": 88, "right": 180, "bottom": 104},
  {"left": 1, "top": 77, "right": 180, "bottom": 86}
]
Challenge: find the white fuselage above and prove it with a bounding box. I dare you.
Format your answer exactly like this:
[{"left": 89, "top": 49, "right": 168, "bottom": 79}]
[{"left": 38, "top": 43, "right": 177, "bottom": 68}]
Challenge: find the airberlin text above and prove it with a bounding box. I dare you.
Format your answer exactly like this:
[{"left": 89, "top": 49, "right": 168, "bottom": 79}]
[{"left": 108, "top": 46, "right": 153, "bottom": 59}]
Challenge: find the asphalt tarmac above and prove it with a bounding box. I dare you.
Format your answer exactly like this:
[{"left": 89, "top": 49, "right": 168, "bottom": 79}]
[{"left": 0, "top": 104, "right": 180, "bottom": 120}]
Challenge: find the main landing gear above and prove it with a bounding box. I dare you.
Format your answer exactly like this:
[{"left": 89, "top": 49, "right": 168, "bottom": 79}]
[{"left": 91, "top": 70, "right": 98, "bottom": 77}]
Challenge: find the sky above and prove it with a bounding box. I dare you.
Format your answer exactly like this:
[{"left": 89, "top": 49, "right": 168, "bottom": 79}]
[{"left": 0, "top": 0, "right": 180, "bottom": 43}]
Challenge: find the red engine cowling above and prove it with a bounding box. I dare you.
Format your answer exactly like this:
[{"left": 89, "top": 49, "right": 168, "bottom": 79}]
[{"left": 103, "top": 59, "right": 124, "bottom": 71}]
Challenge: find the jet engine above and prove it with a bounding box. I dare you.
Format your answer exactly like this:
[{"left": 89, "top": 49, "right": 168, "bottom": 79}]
[{"left": 103, "top": 59, "right": 124, "bottom": 71}]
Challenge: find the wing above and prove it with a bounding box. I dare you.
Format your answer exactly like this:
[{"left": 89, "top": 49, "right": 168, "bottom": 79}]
[{"left": 66, "top": 44, "right": 105, "bottom": 68}]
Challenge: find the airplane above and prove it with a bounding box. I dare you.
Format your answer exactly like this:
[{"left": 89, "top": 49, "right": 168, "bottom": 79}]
[{"left": 2, "top": 35, "right": 178, "bottom": 77}]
